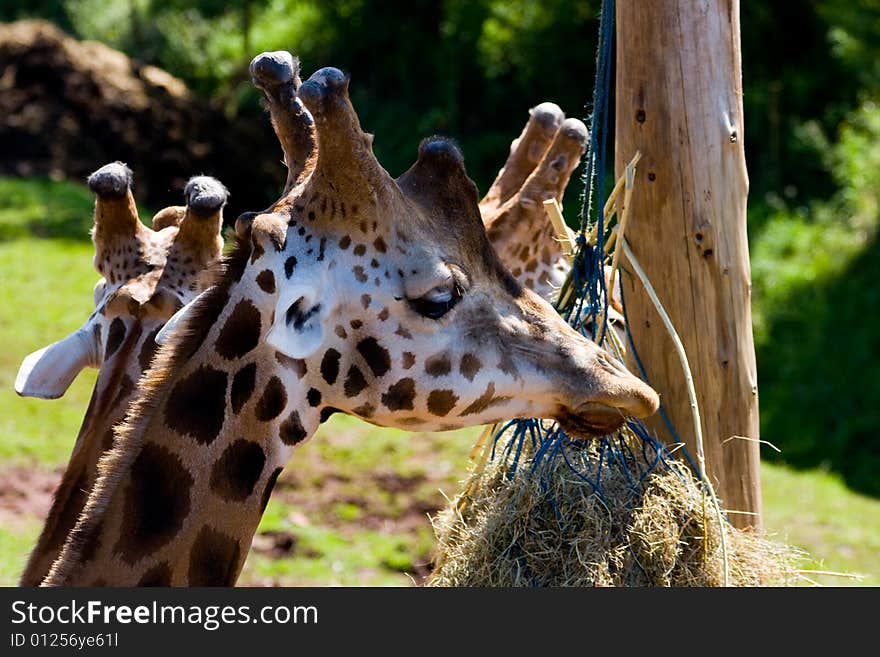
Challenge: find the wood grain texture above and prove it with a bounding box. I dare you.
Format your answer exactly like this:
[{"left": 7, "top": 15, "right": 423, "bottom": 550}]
[{"left": 615, "top": 0, "right": 761, "bottom": 528}]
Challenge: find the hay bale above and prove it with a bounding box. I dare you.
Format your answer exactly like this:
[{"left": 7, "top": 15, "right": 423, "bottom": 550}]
[{"left": 429, "top": 433, "right": 801, "bottom": 587}]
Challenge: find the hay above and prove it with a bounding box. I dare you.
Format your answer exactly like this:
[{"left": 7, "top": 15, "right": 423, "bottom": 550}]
[{"left": 429, "top": 432, "right": 802, "bottom": 587}]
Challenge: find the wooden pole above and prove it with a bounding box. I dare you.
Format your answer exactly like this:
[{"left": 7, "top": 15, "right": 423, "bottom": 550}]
[{"left": 615, "top": 0, "right": 762, "bottom": 528}]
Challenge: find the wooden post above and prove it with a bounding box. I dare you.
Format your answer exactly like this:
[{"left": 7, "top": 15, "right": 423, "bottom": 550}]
[{"left": 615, "top": 0, "right": 762, "bottom": 528}]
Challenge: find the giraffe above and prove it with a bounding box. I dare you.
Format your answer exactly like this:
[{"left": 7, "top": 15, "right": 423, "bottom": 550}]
[
  {"left": 252, "top": 52, "right": 629, "bottom": 357},
  {"left": 42, "top": 63, "right": 659, "bottom": 587},
  {"left": 15, "top": 163, "right": 227, "bottom": 586}
]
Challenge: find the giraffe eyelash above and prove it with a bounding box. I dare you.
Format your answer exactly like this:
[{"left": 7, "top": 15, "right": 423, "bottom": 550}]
[{"left": 407, "top": 283, "right": 464, "bottom": 320}]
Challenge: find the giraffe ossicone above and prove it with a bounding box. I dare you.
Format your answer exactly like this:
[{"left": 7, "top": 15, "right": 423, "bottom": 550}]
[
  {"left": 482, "top": 103, "right": 589, "bottom": 302},
  {"left": 17, "top": 163, "right": 227, "bottom": 586},
  {"left": 250, "top": 50, "right": 584, "bottom": 306},
  {"left": 41, "top": 62, "right": 658, "bottom": 587}
]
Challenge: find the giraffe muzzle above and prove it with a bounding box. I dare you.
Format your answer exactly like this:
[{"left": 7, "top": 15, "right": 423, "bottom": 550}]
[
  {"left": 555, "top": 378, "right": 659, "bottom": 439},
  {"left": 555, "top": 403, "right": 628, "bottom": 439},
  {"left": 552, "top": 351, "right": 660, "bottom": 438}
]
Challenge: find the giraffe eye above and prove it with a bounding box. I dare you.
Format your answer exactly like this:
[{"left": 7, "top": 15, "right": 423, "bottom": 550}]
[{"left": 408, "top": 284, "right": 462, "bottom": 320}]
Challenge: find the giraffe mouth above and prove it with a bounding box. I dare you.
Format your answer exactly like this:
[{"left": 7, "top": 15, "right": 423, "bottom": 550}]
[{"left": 554, "top": 402, "right": 628, "bottom": 439}]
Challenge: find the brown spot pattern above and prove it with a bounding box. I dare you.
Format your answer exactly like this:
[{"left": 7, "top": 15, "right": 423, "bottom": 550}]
[
  {"left": 115, "top": 442, "right": 194, "bottom": 563},
  {"left": 357, "top": 337, "right": 390, "bottom": 377},
  {"left": 261, "top": 467, "right": 284, "bottom": 511},
  {"left": 105, "top": 317, "right": 126, "bottom": 358},
  {"left": 353, "top": 403, "right": 375, "bottom": 418},
  {"left": 344, "top": 365, "right": 368, "bottom": 397},
  {"left": 459, "top": 383, "right": 512, "bottom": 416},
  {"left": 284, "top": 256, "right": 297, "bottom": 278},
  {"left": 279, "top": 410, "right": 307, "bottom": 445},
  {"left": 210, "top": 439, "right": 266, "bottom": 501},
  {"left": 425, "top": 353, "right": 452, "bottom": 377},
  {"left": 230, "top": 362, "right": 257, "bottom": 415},
  {"left": 255, "top": 376, "right": 287, "bottom": 421},
  {"left": 164, "top": 365, "right": 228, "bottom": 444},
  {"left": 111, "top": 373, "right": 136, "bottom": 409},
  {"left": 381, "top": 378, "right": 416, "bottom": 411},
  {"left": 45, "top": 468, "right": 89, "bottom": 553},
  {"left": 188, "top": 526, "right": 241, "bottom": 586},
  {"left": 176, "top": 286, "right": 231, "bottom": 360},
  {"left": 138, "top": 327, "right": 161, "bottom": 371},
  {"left": 320, "top": 348, "right": 341, "bottom": 384},
  {"left": 460, "top": 353, "right": 482, "bottom": 381},
  {"left": 256, "top": 269, "right": 276, "bottom": 293},
  {"left": 427, "top": 390, "right": 459, "bottom": 417},
  {"left": 215, "top": 299, "right": 261, "bottom": 360},
  {"left": 138, "top": 562, "right": 173, "bottom": 587}
]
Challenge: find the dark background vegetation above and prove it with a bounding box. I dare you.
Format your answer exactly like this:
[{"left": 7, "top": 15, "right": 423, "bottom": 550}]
[{"left": 1, "top": 0, "right": 878, "bottom": 496}]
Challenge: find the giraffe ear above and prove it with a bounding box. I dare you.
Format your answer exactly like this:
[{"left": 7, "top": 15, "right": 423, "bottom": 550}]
[
  {"left": 15, "top": 324, "right": 100, "bottom": 399},
  {"left": 265, "top": 272, "right": 334, "bottom": 359}
]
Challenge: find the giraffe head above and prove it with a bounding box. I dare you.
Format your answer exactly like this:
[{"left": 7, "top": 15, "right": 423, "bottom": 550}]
[
  {"left": 15, "top": 163, "right": 228, "bottom": 401},
  {"left": 481, "top": 102, "right": 587, "bottom": 302},
  {"left": 168, "top": 64, "right": 658, "bottom": 440},
  {"left": 15, "top": 163, "right": 227, "bottom": 586}
]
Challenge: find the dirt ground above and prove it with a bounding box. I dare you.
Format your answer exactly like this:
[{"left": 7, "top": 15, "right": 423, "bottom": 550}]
[{"left": 0, "top": 464, "right": 59, "bottom": 532}]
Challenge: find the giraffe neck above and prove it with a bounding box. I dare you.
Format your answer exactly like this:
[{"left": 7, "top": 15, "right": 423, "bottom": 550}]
[
  {"left": 20, "top": 319, "right": 153, "bottom": 586},
  {"left": 45, "top": 255, "right": 318, "bottom": 586}
]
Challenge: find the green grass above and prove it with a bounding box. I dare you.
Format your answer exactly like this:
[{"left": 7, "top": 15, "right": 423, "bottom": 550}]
[
  {"left": 0, "top": 176, "right": 877, "bottom": 587},
  {"left": 0, "top": 238, "right": 98, "bottom": 466},
  {"left": 0, "top": 177, "right": 95, "bottom": 242},
  {"left": 238, "top": 413, "right": 478, "bottom": 586},
  {"left": 762, "top": 463, "right": 880, "bottom": 586},
  {"left": 0, "top": 519, "right": 41, "bottom": 586}
]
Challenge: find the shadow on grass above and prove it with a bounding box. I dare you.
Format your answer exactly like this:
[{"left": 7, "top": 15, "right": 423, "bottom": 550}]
[{"left": 758, "top": 234, "right": 880, "bottom": 497}]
